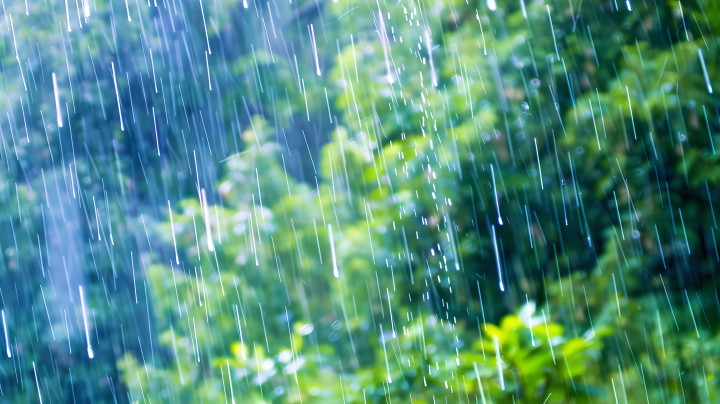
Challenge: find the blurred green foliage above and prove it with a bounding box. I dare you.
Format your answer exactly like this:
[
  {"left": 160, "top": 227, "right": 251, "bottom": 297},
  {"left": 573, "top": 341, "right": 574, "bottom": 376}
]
[
  {"left": 1, "top": 0, "right": 720, "bottom": 401},
  {"left": 113, "top": 0, "right": 720, "bottom": 402}
]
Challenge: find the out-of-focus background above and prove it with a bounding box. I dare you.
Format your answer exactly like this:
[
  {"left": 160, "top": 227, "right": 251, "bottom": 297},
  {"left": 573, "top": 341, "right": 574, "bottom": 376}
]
[{"left": 0, "top": 0, "right": 718, "bottom": 402}]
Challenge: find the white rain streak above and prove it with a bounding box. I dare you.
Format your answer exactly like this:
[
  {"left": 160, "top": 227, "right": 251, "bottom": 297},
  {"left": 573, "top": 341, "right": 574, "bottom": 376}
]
[
  {"left": 2, "top": 310, "right": 10, "bottom": 358},
  {"left": 79, "top": 285, "right": 94, "bottom": 358},
  {"left": 329, "top": 223, "right": 339, "bottom": 278},
  {"left": 52, "top": 73, "right": 62, "bottom": 128},
  {"left": 111, "top": 62, "right": 124, "bottom": 131}
]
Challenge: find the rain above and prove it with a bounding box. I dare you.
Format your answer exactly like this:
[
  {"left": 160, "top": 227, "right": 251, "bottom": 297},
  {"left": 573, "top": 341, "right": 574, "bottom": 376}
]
[{"left": 0, "top": 0, "right": 717, "bottom": 402}]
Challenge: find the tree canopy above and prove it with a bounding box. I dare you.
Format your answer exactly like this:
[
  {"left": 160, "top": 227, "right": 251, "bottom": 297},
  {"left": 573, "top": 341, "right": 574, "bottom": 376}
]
[{"left": 0, "top": 0, "right": 719, "bottom": 402}]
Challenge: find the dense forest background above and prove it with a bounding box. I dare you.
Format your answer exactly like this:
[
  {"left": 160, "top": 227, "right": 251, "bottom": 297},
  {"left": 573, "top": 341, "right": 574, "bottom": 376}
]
[{"left": 0, "top": 0, "right": 719, "bottom": 402}]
